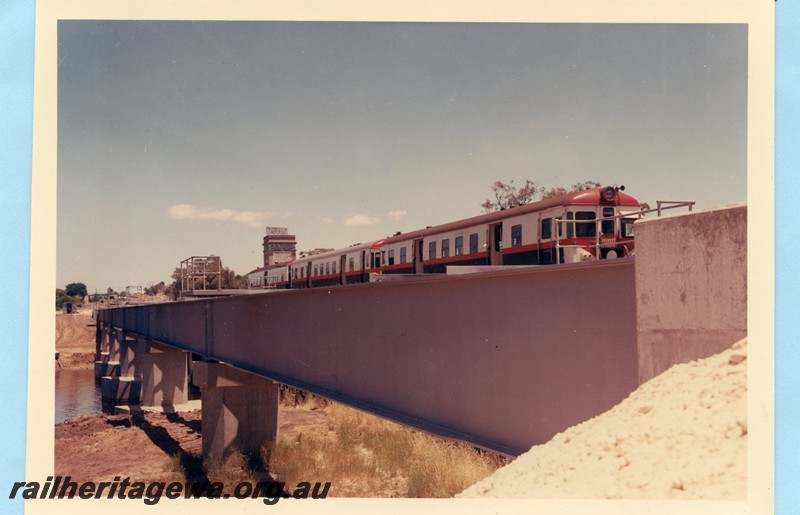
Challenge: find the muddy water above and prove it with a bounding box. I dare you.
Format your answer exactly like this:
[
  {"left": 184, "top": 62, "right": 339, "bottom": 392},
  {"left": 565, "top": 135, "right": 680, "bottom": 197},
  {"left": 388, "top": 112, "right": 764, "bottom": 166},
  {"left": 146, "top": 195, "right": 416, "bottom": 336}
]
[{"left": 55, "top": 368, "right": 102, "bottom": 423}]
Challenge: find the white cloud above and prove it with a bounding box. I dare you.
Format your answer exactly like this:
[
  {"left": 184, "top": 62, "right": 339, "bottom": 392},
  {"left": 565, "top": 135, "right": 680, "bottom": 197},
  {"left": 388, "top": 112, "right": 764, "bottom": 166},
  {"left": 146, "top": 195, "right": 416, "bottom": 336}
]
[
  {"left": 345, "top": 214, "right": 381, "bottom": 226},
  {"left": 387, "top": 210, "right": 409, "bottom": 220},
  {"left": 316, "top": 216, "right": 334, "bottom": 224},
  {"left": 167, "top": 204, "right": 285, "bottom": 228}
]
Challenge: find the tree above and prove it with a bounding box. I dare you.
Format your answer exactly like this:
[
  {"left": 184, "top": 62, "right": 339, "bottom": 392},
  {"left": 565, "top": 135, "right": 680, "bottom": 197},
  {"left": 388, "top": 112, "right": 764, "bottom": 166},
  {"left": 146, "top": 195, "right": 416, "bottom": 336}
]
[
  {"left": 144, "top": 281, "right": 166, "bottom": 296},
  {"left": 169, "top": 267, "right": 183, "bottom": 299},
  {"left": 219, "top": 267, "right": 248, "bottom": 289},
  {"left": 167, "top": 261, "right": 247, "bottom": 298},
  {"left": 65, "top": 282, "right": 87, "bottom": 298},
  {"left": 482, "top": 179, "right": 602, "bottom": 212},
  {"left": 481, "top": 180, "right": 544, "bottom": 213},
  {"left": 55, "top": 288, "right": 80, "bottom": 310}
]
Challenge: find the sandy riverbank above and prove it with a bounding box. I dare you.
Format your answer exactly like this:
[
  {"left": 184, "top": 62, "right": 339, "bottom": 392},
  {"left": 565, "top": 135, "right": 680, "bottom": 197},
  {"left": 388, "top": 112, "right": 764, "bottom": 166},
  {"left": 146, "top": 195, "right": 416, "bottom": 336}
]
[{"left": 55, "top": 308, "right": 97, "bottom": 370}]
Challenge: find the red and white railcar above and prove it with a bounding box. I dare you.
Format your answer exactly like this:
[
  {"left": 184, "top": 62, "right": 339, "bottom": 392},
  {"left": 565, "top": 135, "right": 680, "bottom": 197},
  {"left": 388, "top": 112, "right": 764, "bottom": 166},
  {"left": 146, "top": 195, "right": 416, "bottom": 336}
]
[
  {"left": 379, "top": 185, "right": 641, "bottom": 274},
  {"left": 265, "top": 263, "right": 292, "bottom": 289},
  {"left": 289, "top": 240, "right": 384, "bottom": 289}
]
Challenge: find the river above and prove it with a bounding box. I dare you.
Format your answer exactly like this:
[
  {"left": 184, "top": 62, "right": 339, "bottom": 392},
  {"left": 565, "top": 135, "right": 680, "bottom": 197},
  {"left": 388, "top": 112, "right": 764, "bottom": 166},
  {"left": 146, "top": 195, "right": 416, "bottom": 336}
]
[{"left": 55, "top": 368, "right": 103, "bottom": 423}]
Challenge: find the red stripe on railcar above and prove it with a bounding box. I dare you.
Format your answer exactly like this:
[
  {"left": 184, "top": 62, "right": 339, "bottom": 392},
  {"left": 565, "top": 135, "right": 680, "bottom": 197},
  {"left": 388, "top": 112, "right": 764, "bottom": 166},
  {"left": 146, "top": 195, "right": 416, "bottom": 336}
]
[{"left": 423, "top": 251, "right": 489, "bottom": 266}]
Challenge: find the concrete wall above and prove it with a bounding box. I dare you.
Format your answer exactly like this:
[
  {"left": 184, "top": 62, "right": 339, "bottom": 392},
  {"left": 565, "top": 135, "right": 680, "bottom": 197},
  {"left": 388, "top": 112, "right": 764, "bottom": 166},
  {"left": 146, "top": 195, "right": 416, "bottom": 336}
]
[{"left": 635, "top": 204, "right": 747, "bottom": 383}]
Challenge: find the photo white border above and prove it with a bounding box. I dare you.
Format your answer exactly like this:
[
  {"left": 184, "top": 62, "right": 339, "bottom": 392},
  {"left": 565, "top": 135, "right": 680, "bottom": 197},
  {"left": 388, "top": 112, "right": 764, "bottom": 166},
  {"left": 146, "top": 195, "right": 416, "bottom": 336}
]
[{"left": 26, "top": 1, "right": 774, "bottom": 514}]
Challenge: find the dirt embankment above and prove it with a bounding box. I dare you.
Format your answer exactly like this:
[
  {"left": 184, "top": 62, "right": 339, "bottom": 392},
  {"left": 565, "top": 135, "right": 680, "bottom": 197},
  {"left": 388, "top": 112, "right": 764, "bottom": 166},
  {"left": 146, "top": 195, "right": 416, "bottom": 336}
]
[
  {"left": 458, "top": 339, "right": 748, "bottom": 500},
  {"left": 56, "top": 309, "right": 97, "bottom": 369}
]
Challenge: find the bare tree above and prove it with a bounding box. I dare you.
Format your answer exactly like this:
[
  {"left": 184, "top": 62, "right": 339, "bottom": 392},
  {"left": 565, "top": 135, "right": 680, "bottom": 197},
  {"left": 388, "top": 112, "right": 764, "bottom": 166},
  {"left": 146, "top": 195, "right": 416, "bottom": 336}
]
[
  {"left": 481, "top": 180, "right": 545, "bottom": 213},
  {"left": 483, "top": 179, "right": 602, "bottom": 212},
  {"left": 570, "top": 180, "right": 602, "bottom": 192}
]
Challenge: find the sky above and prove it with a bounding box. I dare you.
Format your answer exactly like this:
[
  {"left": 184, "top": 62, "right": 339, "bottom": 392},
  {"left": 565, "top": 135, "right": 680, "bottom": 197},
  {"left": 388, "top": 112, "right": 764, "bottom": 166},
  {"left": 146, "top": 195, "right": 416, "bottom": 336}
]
[{"left": 57, "top": 21, "right": 748, "bottom": 293}]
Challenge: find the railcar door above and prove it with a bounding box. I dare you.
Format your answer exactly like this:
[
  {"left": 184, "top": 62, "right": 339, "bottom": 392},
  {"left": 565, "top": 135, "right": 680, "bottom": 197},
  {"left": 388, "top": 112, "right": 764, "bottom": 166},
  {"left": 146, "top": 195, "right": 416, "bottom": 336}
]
[
  {"left": 360, "top": 251, "right": 367, "bottom": 282},
  {"left": 488, "top": 223, "right": 503, "bottom": 265},
  {"left": 414, "top": 238, "right": 424, "bottom": 274}
]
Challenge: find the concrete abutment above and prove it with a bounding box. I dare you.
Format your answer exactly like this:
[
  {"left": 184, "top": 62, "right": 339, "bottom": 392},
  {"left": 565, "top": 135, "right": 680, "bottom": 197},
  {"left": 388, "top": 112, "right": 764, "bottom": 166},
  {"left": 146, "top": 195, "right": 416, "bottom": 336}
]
[{"left": 635, "top": 204, "right": 747, "bottom": 383}]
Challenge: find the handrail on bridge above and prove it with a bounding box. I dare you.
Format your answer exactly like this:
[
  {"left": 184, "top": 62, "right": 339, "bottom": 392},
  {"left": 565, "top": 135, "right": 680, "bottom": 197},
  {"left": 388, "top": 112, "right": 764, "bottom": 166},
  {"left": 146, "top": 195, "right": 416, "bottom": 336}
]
[{"left": 555, "top": 200, "right": 695, "bottom": 263}]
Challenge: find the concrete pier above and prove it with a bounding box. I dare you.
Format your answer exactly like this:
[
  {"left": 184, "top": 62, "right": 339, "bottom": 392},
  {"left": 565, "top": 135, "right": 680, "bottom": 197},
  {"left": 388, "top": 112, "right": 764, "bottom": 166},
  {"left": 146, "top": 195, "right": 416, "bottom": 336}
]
[
  {"left": 94, "top": 325, "right": 119, "bottom": 380},
  {"left": 97, "top": 328, "right": 189, "bottom": 408},
  {"left": 192, "top": 361, "right": 280, "bottom": 459},
  {"left": 124, "top": 338, "right": 189, "bottom": 406}
]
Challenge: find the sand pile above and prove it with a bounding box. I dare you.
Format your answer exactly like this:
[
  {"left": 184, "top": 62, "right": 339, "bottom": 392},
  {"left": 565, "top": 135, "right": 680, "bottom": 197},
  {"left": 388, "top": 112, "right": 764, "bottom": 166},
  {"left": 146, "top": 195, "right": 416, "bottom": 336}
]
[{"left": 459, "top": 339, "right": 747, "bottom": 500}]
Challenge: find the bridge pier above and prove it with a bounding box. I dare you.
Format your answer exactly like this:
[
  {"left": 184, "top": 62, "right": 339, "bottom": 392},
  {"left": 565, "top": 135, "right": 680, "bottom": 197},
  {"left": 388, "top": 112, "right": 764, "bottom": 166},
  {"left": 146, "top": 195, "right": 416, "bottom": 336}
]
[
  {"left": 93, "top": 324, "right": 120, "bottom": 379},
  {"left": 96, "top": 325, "right": 190, "bottom": 408},
  {"left": 192, "top": 361, "right": 280, "bottom": 460}
]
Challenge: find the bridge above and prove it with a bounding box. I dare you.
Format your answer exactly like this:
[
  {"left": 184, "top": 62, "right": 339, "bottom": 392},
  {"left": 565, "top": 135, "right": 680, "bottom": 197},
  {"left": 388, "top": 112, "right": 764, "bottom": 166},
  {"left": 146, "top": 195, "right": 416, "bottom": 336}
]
[{"left": 93, "top": 204, "right": 746, "bottom": 458}]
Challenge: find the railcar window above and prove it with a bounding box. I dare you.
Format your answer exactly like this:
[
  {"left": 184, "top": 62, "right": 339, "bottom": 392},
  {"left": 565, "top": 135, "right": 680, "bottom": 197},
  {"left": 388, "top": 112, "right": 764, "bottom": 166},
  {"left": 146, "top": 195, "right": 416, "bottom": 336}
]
[
  {"left": 442, "top": 239, "right": 450, "bottom": 258},
  {"left": 429, "top": 241, "right": 437, "bottom": 260},
  {"left": 541, "top": 218, "right": 552, "bottom": 240},
  {"left": 388, "top": 249, "right": 395, "bottom": 265},
  {"left": 313, "top": 264, "right": 318, "bottom": 276},
  {"left": 511, "top": 224, "right": 522, "bottom": 247},
  {"left": 469, "top": 233, "right": 479, "bottom": 254},
  {"left": 400, "top": 247, "right": 407, "bottom": 264},
  {"left": 602, "top": 207, "right": 615, "bottom": 235},
  {"left": 575, "top": 212, "right": 597, "bottom": 237},
  {"left": 455, "top": 236, "right": 464, "bottom": 256},
  {"left": 326, "top": 263, "right": 330, "bottom": 275},
  {"left": 349, "top": 257, "right": 354, "bottom": 272},
  {"left": 332, "top": 261, "right": 336, "bottom": 274},
  {"left": 622, "top": 218, "right": 635, "bottom": 238},
  {"left": 566, "top": 212, "right": 574, "bottom": 238}
]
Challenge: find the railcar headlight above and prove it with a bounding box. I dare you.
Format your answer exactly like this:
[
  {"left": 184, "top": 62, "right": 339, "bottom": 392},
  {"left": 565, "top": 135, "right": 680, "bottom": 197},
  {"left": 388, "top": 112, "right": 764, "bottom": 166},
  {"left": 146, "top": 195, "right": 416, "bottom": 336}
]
[{"left": 603, "top": 187, "right": 617, "bottom": 202}]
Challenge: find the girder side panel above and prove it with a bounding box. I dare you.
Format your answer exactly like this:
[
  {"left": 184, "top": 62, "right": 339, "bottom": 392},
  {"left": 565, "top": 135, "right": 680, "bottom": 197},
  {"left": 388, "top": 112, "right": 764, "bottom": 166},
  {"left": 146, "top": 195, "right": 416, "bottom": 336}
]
[{"left": 100, "top": 261, "right": 638, "bottom": 454}]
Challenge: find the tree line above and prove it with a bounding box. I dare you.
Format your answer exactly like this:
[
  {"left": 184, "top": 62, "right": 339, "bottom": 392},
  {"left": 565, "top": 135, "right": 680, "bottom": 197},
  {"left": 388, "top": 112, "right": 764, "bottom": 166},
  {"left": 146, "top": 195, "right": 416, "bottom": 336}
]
[
  {"left": 55, "top": 282, "right": 87, "bottom": 309},
  {"left": 481, "top": 180, "right": 602, "bottom": 213}
]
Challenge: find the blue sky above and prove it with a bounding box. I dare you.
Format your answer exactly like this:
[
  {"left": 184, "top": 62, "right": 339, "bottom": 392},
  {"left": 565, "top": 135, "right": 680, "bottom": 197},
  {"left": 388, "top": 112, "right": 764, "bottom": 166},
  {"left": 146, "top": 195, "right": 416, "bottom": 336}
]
[{"left": 57, "top": 21, "right": 748, "bottom": 293}]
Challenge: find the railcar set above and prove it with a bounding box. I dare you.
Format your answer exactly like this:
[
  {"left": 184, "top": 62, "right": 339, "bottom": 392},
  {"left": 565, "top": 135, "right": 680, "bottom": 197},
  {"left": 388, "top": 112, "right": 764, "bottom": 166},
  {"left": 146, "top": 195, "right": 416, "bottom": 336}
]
[{"left": 257, "top": 185, "right": 685, "bottom": 290}]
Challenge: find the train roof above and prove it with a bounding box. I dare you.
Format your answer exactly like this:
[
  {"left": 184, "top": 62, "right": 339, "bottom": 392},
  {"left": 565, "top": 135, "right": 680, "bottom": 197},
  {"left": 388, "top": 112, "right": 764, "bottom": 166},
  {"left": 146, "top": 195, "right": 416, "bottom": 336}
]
[
  {"left": 382, "top": 186, "right": 641, "bottom": 244},
  {"left": 247, "top": 262, "right": 293, "bottom": 274}
]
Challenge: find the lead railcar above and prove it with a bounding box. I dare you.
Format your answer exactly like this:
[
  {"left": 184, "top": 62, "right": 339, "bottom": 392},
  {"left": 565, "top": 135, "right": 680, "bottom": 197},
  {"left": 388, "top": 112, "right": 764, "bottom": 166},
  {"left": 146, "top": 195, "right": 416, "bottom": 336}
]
[{"left": 379, "top": 185, "right": 641, "bottom": 275}]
